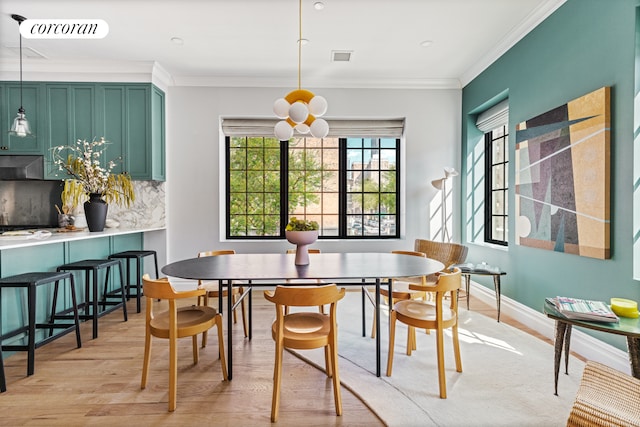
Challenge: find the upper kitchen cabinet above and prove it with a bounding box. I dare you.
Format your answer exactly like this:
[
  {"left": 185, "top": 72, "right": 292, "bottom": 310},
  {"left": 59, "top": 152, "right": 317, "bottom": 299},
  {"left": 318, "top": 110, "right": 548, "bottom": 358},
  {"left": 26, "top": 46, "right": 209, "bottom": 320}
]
[
  {"left": 43, "top": 84, "right": 96, "bottom": 179},
  {"left": 97, "top": 83, "right": 165, "bottom": 181},
  {"left": 0, "top": 82, "right": 43, "bottom": 153}
]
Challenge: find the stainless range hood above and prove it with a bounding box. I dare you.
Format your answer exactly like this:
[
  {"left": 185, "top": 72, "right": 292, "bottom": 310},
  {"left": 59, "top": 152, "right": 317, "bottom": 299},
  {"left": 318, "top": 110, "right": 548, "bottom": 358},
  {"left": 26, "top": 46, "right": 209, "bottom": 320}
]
[{"left": 0, "top": 155, "right": 44, "bottom": 180}]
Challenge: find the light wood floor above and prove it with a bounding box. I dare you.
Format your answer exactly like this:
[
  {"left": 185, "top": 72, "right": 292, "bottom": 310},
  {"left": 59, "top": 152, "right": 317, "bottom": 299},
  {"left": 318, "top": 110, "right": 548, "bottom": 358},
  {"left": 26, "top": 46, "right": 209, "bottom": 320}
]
[{"left": 0, "top": 288, "right": 550, "bottom": 426}]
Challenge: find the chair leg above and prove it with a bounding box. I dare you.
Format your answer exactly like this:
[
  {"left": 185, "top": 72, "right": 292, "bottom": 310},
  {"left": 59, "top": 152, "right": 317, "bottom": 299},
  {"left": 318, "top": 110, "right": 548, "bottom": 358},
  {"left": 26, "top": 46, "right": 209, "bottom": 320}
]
[
  {"left": 406, "top": 326, "right": 416, "bottom": 355},
  {"left": 436, "top": 327, "right": 447, "bottom": 399},
  {"left": 324, "top": 345, "right": 333, "bottom": 377},
  {"left": 371, "top": 308, "right": 376, "bottom": 339},
  {"left": 239, "top": 287, "right": 248, "bottom": 338},
  {"left": 215, "top": 314, "right": 228, "bottom": 381},
  {"left": 452, "top": 323, "right": 463, "bottom": 373},
  {"left": 330, "top": 339, "right": 342, "bottom": 416},
  {"left": 232, "top": 292, "right": 238, "bottom": 324},
  {"left": 141, "top": 330, "right": 152, "bottom": 389},
  {"left": 386, "top": 310, "right": 397, "bottom": 376},
  {"left": 192, "top": 335, "right": 199, "bottom": 364},
  {"left": 201, "top": 293, "right": 209, "bottom": 348},
  {"left": 169, "top": 333, "right": 178, "bottom": 412},
  {"left": 271, "top": 339, "right": 284, "bottom": 422}
]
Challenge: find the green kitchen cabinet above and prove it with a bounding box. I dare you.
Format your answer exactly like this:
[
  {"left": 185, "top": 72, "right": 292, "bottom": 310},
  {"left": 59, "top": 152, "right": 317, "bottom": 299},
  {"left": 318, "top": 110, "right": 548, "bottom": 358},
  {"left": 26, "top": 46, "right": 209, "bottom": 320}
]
[
  {"left": 0, "top": 82, "right": 42, "bottom": 153},
  {"left": 43, "top": 83, "right": 96, "bottom": 179},
  {"left": 0, "top": 81, "right": 165, "bottom": 181},
  {"left": 97, "top": 83, "right": 165, "bottom": 181}
]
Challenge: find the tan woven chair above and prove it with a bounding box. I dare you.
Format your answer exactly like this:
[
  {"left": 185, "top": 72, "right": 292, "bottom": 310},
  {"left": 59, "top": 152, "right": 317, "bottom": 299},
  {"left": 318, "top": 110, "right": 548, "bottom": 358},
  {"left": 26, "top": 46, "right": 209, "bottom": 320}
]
[
  {"left": 414, "top": 239, "right": 469, "bottom": 284},
  {"left": 567, "top": 360, "right": 640, "bottom": 427}
]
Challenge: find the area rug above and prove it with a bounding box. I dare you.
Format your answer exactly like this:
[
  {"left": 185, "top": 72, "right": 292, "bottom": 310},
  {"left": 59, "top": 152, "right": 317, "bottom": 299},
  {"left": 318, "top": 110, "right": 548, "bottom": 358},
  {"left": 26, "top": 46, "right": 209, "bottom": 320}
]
[{"left": 289, "top": 291, "right": 584, "bottom": 427}]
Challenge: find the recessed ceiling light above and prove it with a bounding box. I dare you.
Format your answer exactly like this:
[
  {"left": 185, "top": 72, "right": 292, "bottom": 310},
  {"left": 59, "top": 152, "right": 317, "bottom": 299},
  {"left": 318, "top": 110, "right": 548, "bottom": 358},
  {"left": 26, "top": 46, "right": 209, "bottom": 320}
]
[
  {"left": 420, "top": 40, "right": 433, "bottom": 47},
  {"left": 314, "top": 2, "right": 325, "bottom": 10},
  {"left": 171, "top": 37, "right": 184, "bottom": 45}
]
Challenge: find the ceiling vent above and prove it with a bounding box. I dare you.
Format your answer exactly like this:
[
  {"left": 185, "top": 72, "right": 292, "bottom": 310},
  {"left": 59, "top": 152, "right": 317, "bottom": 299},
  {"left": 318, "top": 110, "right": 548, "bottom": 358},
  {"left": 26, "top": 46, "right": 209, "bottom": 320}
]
[{"left": 331, "top": 50, "right": 352, "bottom": 62}]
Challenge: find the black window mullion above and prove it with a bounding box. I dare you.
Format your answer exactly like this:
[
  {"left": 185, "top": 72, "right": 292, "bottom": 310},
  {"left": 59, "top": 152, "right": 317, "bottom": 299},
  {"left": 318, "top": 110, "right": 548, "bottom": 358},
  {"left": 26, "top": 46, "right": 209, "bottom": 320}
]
[{"left": 280, "top": 139, "right": 289, "bottom": 235}]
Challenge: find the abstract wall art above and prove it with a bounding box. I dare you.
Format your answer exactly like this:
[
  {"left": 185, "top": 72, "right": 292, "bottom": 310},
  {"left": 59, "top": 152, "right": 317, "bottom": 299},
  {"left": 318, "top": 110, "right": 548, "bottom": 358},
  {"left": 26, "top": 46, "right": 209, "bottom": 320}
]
[{"left": 515, "top": 86, "right": 610, "bottom": 259}]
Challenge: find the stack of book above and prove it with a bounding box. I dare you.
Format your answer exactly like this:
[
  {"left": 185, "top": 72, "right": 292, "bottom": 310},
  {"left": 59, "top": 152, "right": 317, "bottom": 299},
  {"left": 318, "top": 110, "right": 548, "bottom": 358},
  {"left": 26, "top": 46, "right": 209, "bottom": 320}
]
[{"left": 546, "top": 296, "right": 619, "bottom": 323}]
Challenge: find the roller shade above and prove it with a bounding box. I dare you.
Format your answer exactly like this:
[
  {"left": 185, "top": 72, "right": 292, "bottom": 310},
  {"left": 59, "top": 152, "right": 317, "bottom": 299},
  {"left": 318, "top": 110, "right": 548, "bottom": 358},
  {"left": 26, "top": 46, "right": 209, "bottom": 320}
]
[
  {"left": 476, "top": 99, "right": 509, "bottom": 132},
  {"left": 221, "top": 118, "right": 405, "bottom": 138}
]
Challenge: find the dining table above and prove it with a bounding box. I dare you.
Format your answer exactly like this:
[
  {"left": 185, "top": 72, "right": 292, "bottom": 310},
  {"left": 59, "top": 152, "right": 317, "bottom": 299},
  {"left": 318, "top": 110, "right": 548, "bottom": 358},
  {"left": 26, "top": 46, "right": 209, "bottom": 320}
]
[{"left": 162, "top": 252, "right": 445, "bottom": 379}]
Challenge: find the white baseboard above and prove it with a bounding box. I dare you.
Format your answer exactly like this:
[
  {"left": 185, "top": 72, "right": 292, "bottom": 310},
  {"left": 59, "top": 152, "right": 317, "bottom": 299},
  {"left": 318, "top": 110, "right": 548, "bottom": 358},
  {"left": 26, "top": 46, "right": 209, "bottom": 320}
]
[{"left": 468, "top": 281, "right": 632, "bottom": 375}]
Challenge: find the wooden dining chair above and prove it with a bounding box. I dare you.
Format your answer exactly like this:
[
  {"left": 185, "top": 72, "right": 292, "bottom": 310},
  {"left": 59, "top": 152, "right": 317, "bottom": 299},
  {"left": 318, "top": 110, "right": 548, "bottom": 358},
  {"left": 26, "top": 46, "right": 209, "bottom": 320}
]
[
  {"left": 366, "top": 251, "right": 429, "bottom": 351},
  {"left": 386, "top": 267, "right": 462, "bottom": 399},
  {"left": 140, "top": 274, "right": 228, "bottom": 412},
  {"left": 264, "top": 284, "right": 346, "bottom": 422},
  {"left": 285, "top": 248, "right": 324, "bottom": 313},
  {"left": 196, "top": 250, "right": 248, "bottom": 346}
]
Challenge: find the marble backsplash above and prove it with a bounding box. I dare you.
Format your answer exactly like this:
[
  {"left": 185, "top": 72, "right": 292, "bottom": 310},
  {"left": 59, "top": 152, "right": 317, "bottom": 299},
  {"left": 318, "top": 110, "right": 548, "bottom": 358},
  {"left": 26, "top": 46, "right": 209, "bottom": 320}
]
[{"left": 101, "top": 180, "right": 165, "bottom": 229}]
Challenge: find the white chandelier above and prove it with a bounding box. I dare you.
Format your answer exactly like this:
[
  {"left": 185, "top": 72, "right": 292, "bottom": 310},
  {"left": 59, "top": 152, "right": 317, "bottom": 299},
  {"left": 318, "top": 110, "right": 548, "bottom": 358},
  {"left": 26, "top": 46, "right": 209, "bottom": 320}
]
[{"left": 273, "top": 0, "right": 329, "bottom": 140}]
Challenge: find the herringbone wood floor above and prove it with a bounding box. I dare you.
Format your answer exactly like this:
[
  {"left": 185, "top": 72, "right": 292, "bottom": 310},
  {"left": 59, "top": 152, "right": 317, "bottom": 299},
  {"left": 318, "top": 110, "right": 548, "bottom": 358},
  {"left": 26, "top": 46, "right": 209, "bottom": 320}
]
[{"left": 0, "top": 288, "right": 540, "bottom": 426}]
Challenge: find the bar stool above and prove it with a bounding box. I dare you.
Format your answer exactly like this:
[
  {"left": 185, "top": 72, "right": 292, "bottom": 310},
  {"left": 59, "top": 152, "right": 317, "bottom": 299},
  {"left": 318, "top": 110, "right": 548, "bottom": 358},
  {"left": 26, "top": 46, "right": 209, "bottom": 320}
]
[
  {"left": 0, "top": 271, "right": 81, "bottom": 384},
  {"left": 56, "top": 259, "right": 127, "bottom": 339},
  {"left": 108, "top": 250, "right": 159, "bottom": 313}
]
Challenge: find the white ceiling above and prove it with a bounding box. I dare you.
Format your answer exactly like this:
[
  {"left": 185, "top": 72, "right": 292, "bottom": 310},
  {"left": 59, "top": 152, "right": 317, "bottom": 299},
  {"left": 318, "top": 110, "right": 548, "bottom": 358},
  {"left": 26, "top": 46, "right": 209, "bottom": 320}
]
[{"left": 0, "top": 0, "right": 565, "bottom": 89}]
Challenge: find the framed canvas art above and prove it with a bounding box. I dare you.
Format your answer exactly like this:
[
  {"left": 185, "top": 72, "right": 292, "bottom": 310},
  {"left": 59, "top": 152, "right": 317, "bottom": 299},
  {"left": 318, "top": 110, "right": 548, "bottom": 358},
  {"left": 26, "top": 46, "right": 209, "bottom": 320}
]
[{"left": 515, "top": 87, "right": 610, "bottom": 259}]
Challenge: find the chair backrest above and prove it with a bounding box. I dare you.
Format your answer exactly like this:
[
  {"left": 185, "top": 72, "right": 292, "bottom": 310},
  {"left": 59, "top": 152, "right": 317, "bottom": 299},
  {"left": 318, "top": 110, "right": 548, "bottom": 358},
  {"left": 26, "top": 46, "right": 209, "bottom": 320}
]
[
  {"left": 285, "top": 248, "right": 321, "bottom": 254},
  {"left": 414, "top": 239, "right": 468, "bottom": 268},
  {"left": 197, "top": 250, "right": 235, "bottom": 285},
  {"left": 391, "top": 250, "right": 427, "bottom": 284},
  {"left": 410, "top": 267, "right": 462, "bottom": 310},
  {"left": 265, "top": 284, "right": 345, "bottom": 308},
  {"left": 198, "top": 249, "right": 236, "bottom": 258},
  {"left": 392, "top": 250, "right": 426, "bottom": 258},
  {"left": 141, "top": 274, "right": 176, "bottom": 300},
  {"left": 142, "top": 274, "right": 205, "bottom": 305}
]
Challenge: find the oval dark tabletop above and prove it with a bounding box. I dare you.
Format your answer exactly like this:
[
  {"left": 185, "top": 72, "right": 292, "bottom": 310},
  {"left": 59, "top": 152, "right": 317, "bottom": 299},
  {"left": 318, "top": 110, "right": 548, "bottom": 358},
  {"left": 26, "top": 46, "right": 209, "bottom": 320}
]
[{"left": 162, "top": 252, "right": 445, "bottom": 281}]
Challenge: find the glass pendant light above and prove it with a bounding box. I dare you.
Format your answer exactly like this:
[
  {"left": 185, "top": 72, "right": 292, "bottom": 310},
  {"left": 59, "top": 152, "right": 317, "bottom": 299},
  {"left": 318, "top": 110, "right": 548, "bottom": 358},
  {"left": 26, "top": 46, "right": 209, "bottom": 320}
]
[{"left": 9, "top": 14, "right": 32, "bottom": 138}]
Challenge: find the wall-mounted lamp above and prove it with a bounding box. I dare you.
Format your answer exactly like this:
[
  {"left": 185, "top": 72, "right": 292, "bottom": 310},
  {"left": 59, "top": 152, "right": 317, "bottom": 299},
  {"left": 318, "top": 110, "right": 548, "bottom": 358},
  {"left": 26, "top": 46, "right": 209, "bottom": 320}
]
[
  {"left": 9, "top": 14, "right": 32, "bottom": 138},
  {"left": 431, "top": 167, "right": 459, "bottom": 242}
]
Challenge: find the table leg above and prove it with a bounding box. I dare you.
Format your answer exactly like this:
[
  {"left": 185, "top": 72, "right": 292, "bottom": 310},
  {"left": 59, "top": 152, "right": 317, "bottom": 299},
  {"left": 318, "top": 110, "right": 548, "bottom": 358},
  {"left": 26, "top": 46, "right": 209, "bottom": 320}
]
[
  {"left": 361, "top": 279, "right": 366, "bottom": 338},
  {"left": 248, "top": 280, "right": 253, "bottom": 340},
  {"left": 492, "top": 274, "right": 501, "bottom": 322},
  {"left": 564, "top": 325, "right": 572, "bottom": 375},
  {"left": 464, "top": 274, "right": 471, "bottom": 310},
  {"left": 553, "top": 320, "right": 570, "bottom": 395},
  {"left": 375, "top": 277, "right": 381, "bottom": 377},
  {"left": 627, "top": 336, "right": 640, "bottom": 379},
  {"left": 227, "top": 280, "right": 233, "bottom": 380}
]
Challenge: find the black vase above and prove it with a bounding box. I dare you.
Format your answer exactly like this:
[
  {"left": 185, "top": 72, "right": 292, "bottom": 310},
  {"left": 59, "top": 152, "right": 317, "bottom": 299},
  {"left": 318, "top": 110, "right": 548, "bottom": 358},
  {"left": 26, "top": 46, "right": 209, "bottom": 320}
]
[{"left": 84, "top": 193, "right": 108, "bottom": 232}]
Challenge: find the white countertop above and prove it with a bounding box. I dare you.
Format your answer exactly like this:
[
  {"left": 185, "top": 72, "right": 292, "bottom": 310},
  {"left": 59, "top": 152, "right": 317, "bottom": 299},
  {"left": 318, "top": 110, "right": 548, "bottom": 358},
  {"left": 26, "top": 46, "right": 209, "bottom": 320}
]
[{"left": 0, "top": 226, "right": 166, "bottom": 250}]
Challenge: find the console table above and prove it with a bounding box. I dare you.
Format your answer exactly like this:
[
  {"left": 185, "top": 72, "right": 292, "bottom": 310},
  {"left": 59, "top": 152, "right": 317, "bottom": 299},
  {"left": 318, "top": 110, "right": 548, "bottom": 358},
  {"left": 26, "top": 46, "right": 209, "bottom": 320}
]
[
  {"left": 543, "top": 299, "right": 640, "bottom": 395},
  {"left": 460, "top": 267, "right": 506, "bottom": 322}
]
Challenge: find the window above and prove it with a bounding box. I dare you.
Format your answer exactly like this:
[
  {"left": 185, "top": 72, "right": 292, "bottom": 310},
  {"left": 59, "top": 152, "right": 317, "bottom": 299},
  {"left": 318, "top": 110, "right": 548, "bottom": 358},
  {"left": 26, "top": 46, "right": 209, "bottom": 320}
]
[
  {"left": 484, "top": 125, "right": 508, "bottom": 245},
  {"left": 469, "top": 98, "right": 509, "bottom": 246},
  {"left": 226, "top": 134, "right": 400, "bottom": 240}
]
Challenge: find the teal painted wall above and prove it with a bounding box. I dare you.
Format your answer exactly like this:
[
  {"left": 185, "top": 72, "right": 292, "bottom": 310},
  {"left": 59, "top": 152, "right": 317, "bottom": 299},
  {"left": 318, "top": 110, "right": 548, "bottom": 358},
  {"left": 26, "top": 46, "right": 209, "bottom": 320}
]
[{"left": 461, "top": 0, "right": 640, "bottom": 350}]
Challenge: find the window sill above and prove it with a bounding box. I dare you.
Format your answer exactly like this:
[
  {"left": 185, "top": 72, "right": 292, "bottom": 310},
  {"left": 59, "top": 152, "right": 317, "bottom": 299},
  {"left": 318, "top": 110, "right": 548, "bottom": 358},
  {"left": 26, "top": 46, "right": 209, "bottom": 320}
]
[{"left": 467, "top": 240, "right": 509, "bottom": 252}]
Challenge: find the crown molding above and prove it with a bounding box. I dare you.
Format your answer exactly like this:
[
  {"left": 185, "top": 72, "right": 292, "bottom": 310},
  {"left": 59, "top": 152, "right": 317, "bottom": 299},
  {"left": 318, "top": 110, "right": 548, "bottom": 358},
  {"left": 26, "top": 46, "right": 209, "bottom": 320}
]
[
  {"left": 459, "top": 0, "right": 567, "bottom": 87},
  {"left": 0, "top": 59, "right": 173, "bottom": 89},
  {"left": 170, "top": 75, "right": 461, "bottom": 90}
]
